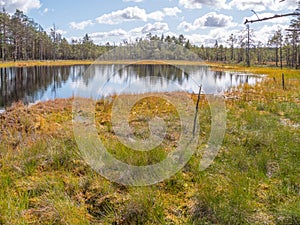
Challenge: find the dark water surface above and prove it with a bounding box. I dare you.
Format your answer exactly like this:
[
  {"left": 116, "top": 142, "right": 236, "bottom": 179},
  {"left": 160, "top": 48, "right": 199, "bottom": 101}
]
[{"left": 0, "top": 64, "right": 264, "bottom": 111}]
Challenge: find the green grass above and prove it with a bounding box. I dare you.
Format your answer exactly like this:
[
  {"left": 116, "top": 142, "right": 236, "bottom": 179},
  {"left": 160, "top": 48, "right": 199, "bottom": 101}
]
[{"left": 0, "top": 65, "right": 299, "bottom": 224}]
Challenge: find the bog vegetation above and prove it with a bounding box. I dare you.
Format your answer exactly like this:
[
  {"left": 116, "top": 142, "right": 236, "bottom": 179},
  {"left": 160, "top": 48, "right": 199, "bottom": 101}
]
[{"left": 0, "top": 65, "right": 299, "bottom": 224}]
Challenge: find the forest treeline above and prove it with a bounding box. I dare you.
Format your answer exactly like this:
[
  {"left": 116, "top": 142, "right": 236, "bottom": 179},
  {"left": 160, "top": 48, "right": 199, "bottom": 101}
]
[
  {"left": 0, "top": 5, "right": 299, "bottom": 68},
  {"left": 0, "top": 9, "right": 107, "bottom": 61}
]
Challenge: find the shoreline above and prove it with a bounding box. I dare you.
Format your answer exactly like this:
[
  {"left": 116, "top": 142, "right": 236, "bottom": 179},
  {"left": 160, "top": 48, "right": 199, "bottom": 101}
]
[
  {"left": 0, "top": 59, "right": 293, "bottom": 68},
  {"left": 0, "top": 60, "right": 298, "bottom": 77},
  {"left": 0, "top": 59, "right": 208, "bottom": 68}
]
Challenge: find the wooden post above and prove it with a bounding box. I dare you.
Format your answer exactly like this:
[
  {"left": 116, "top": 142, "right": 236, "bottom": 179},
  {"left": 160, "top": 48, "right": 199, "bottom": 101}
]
[
  {"left": 193, "top": 85, "right": 202, "bottom": 137},
  {"left": 282, "top": 73, "right": 285, "bottom": 90}
]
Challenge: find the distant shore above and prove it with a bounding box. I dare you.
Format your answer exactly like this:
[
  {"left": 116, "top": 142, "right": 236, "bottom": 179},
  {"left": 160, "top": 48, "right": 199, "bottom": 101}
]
[
  {"left": 0, "top": 59, "right": 273, "bottom": 68},
  {"left": 0, "top": 60, "right": 94, "bottom": 68},
  {"left": 0, "top": 59, "right": 298, "bottom": 78},
  {"left": 1, "top": 59, "right": 296, "bottom": 71},
  {"left": 0, "top": 59, "right": 213, "bottom": 68}
]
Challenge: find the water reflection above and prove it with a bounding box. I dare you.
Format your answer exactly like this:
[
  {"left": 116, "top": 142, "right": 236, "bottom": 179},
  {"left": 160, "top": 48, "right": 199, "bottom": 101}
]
[
  {"left": 78, "top": 64, "right": 262, "bottom": 99},
  {"left": 0, "top": 66, "right": 88, "bottom": 109},
  {"left": 0, "top": 64, "right": 263, "bottom": 110}
]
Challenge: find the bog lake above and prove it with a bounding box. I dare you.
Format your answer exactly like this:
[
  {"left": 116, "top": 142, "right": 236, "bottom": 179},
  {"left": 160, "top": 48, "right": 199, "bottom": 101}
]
[{"left": 0, "top": 64, "right": 264, "bottom": 112}]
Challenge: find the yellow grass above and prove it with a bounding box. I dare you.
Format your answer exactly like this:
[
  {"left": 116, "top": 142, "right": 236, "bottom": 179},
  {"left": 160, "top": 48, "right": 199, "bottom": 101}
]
[
  {"left": 0, "top": 60, "right": 94, "bottom": 68},
  {"left": 0, "top": 59, "right": 210, "bottom": 68}
]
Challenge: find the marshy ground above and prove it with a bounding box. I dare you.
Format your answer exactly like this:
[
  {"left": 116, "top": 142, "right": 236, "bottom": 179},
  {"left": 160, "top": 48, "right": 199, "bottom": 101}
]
[{"left": 0, "top": 64, "right": 299, "bottom": 224}]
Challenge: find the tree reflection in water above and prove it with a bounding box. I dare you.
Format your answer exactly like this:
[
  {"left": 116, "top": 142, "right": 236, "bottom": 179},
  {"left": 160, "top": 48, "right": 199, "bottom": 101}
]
[{"left": 0, "top": 64, "right": 262, "bottom": 110}]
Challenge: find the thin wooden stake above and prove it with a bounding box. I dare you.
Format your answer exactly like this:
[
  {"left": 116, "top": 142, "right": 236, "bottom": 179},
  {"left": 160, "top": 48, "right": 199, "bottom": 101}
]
[
  {"left": 193, "top": 85, "right": 202, "bottom": 137},
  {"left": 282, "top": 73, "right": 285, "bottom": 90}
]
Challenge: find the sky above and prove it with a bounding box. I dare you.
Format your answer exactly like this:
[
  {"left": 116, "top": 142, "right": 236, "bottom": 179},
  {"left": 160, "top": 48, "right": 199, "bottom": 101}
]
[{"left": 1, "top": 0, "right": 299, "bottom": 46}]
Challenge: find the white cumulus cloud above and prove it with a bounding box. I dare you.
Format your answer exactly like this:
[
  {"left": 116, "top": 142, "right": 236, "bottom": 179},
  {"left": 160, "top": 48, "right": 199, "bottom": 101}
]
[
  {"left": 229, "top": 0, "right": 298, "bottom": 12},
  {"left": 90, "top": 29, "right": 128, "bottom": 39},
  {"left": 96, "top": 7, "right": 148, "bottom": 25},
  {"left": 139, "top": 22, "right": 169, "bottom": 34},
  {"left": 163, "top": 7, "right": 182, "bottom": 17},
  {"left": 186, "top": 27, "right": 241, "bottom": 47},
  {"left": 0, "top": 0, "right": 41, "bottom": 13},
  {"left": 130, "top": 22, "right": 169, "bottom": 35},
  {"left": 95, "top": 6, "right": 182, "bottom": 25},
  {"left": 179, "top": 0, "right": 230, "bottom": 9},
  {"left": 254, "top": 24, "right": 288, "bottom": 44},
  {"left": 178, "top": 12, "right": 234, "bottom": 31},
  {"left": 70, "top": 20, "right": 94, "bottom": 30},
  {"left": 147, "top": 11, "right": 165, "bottom": 21},
  {"left": 89, "top": 22, "right": 169, "bottom": 44}
]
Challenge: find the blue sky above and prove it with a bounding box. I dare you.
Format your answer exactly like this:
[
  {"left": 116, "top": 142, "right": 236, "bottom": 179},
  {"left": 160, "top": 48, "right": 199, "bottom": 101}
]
[{"left": 1, "top": 0, "right": 299, "bottom": 46}]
